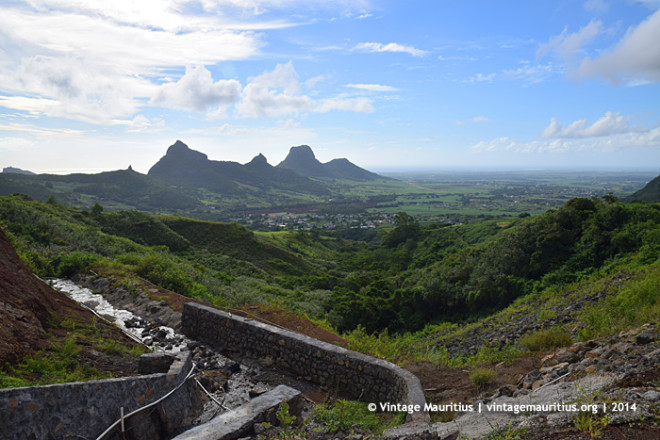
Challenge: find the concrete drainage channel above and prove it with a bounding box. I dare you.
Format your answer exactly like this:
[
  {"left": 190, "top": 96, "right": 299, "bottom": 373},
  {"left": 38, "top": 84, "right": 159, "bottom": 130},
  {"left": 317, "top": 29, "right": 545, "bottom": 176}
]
[{"left": 0, "top": 277, "right": 431, "bottom": 439}]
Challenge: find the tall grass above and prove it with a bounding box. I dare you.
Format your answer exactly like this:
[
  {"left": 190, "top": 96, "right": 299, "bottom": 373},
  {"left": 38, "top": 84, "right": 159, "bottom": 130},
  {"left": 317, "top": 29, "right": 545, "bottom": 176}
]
[{"left": 579, "top": 263, "right": 660, "bottom": 340}]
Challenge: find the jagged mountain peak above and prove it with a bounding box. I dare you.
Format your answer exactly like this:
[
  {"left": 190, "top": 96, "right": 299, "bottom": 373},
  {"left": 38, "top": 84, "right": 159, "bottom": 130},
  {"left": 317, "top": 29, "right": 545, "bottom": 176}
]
[
  {"left": 277, "top": 145, "right": 385, "bottom": 181},
  {"left": 287, "top": 145, "right": 316, "bottom": 158},
  {"left": 247, "top": 153, "right": 270, "bottom": 167},
  {"left": 165, "top": 140, "right": 208, "bottom": 161}
]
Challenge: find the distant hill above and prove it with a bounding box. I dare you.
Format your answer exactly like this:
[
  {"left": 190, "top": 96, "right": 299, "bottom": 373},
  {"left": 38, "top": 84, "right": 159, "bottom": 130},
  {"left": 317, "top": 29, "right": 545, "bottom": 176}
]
[
  {"left": 0, "top": 168, "right": 202, "bottom": 211},
  {"left": 2, "top": 166, "right": 35, "bottom": 175},
  {"left": 0, "top": 140, "right": 389, "bottom": 217},
  {"left": 147, "top": 140, "right": 329, "bottom": 196},
  {"left": 625, "top": 174, "right": 660, "bottom": 203},
  {"left": 277, "top": 145, "right": 386, "bottom": 181}
]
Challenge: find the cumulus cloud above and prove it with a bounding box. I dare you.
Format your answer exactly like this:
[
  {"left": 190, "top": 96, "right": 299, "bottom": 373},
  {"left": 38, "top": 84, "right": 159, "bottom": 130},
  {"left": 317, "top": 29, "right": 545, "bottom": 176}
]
[
  {"left": 542, "top": 112, "right": 644, "bottom": 138},
  {"left": 0, "top": 55, "right": 148, "bottom": 123},
  {"left": 473, "top": 125, "right": 660, "bottom": 155},
  {"left": 347, "top": 84, "right": 398, "bottom": 92},
  {"left": 236, "top": 62, "right": 313, "bottom": 117},
  {"left": 152, "top": 65, "right": 241, "bottom": 112},
  {"left": 236, "top": 63, "right": 374, "bottom": 117},
  {"left": 317, "top": 97, "right": 373, "bottom": 113},
  {"left": 0, "top": 1, "right": 265, "bottom": 122},
  {"left": 355, "top": 42, "right": 427, "bottom": 56},
  {"left": 578, "top": 8, "right": 660, "bottom": 83},
  {"left": 537, "top": 20, "right": 602, "bottom": 62}
]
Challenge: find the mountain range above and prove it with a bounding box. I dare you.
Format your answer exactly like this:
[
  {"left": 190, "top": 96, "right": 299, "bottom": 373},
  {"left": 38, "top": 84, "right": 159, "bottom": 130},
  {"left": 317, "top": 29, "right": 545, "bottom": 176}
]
[
  {"left": 0, "top": 140, "right": 387, "bottom": 214},
  {"left": 276, "top": 144, "right": 384, "bottom": 181}
]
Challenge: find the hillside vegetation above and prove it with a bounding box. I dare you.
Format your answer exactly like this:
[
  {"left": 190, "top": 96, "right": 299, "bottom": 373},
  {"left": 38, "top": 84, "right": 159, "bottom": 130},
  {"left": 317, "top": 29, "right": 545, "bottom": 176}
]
[{"left": 1, "top": 193, "right": 659, "bottom": 369}]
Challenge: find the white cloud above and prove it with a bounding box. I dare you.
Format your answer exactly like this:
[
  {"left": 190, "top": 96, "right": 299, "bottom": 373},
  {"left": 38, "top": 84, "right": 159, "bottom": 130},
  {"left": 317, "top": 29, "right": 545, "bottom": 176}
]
[
  {"left": 464, "top": 73, "right": 496, "bottom": 84},
  {"left": 236, "top": 63, "right": 374, "bottom": 117},
  {"left": 347, "top": 83, "right": 398, "bottom": 92},
  {"left": 584, "top": 0, "right": 610, "bottom": 14},
  {"left": 578, "top": 8, "right": 660, "bottom": 83},
  {"left": 354, "top": 42, "right": 427, "bottom": 57},
  {"left": 502, "top": 63, "right": 558, "bottom": 84},
  {"left": 472, "top": 127, "right": 660, "bottom": 155},
  {"left": 537, "top": 21, "right": 602, "bottom": 62},
  {"left": 542, "top": 112, "right": 645, "bottom": 138},
  {"left": 456, "top": 116, "right": 491, "bottom": 126},
  {"left": 317, "top": 97, "right": 373, "bottom": 113},
  {"left": 236, "top": 62, "right": 313, "bottom": 117},
  {"left": 152, "top": 65, "right": 242, "bottom": 112},
  {"left": 0, "top": 1, "right": 264, "bottom": 123},
  {"left": 0, "top": 122, "right": 84, "bottom": 137},
  {"left": 1, "top": 55, "right": 149, "bottom": 122}
]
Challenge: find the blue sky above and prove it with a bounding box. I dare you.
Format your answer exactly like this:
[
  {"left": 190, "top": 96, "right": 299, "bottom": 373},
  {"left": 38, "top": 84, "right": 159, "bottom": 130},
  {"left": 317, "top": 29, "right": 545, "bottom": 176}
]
[{"left": 0, "top": 0, "right": 659, "bottom": 173}]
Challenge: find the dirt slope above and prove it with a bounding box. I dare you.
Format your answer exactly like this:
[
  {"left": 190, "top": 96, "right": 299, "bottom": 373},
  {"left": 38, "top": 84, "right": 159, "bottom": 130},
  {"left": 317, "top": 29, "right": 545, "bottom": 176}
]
[{"left": 0, "top": 228, "right": 139, "bottom": 376}]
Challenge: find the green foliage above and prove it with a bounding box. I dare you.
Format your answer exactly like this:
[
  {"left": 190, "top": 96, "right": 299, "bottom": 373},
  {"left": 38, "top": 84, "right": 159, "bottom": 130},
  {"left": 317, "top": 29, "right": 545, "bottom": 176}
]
[
  {"left": 519, "top": 327, "right": 573, "bottom": 352},
  {"left": 574, "top": 412, "right": 609, "bottom": 438},
  {"left": 469, "top": 367, "right": 498, "bottom": 391},
  {"left": 330, "top": 198, "right": 660, "bottom": 334},
  {"left": 343, "top": 326, "right": 404, "bottom": 361},
  {"left": 313, "top": 400, "right": 393, "bottom": 434},
  {"left": 54, "top": 251, "right": 101, "bottom": 277},
  {"left": 578, "top": 264, "right": 660, "bottom": 340},
  {"left": 486, "top": 425, "right": 528, "bottom": 440},
  {"left": 90, "top": 202, "right": 104, "bottom": 216},
  {"left": 381, "top": 211, "right": 421, "bottom": 248},
  {"left": 1, "top": 337, "right": 112, "bottom": 387}
]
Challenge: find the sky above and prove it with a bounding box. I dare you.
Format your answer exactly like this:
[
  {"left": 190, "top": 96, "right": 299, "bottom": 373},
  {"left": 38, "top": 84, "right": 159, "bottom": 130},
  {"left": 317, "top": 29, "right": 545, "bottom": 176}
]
[{"left": 0, "top": 0, "right": 659, "bottom": 174}]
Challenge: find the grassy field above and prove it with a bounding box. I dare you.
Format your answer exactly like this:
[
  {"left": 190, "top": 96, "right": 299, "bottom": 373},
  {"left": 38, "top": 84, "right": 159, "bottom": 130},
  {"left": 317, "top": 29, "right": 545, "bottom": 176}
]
[{"left": 351, "top": 170, "right": 657, "bottom": 220}]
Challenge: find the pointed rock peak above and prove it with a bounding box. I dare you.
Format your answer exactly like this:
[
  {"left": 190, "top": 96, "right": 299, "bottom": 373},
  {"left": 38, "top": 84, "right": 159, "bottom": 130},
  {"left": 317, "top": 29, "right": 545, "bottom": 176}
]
[
  {"left": 165, "top": 140, "right": 208, "bottom": 160},
  {"left": 247, "top": 153, "right": 270, "bottom": 167},
  {"left": 168, "top": 140, "right": 189, "bottom": 152},
  {"left": 287, "top": 145, "right": 316, "bottom": 159}
]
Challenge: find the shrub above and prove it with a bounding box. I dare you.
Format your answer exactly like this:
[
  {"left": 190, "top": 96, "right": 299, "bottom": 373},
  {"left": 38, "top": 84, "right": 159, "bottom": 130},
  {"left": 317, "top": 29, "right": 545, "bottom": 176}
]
[
  {"left": 469, "top": 367, "right": 498, "bottom": 391},
  {"left": 55, "top": 251, "right": 101, "bottom": 277},
  {"left": 313, "top": 400, "right": 392, "bottom": 433},
  {"left": 519, "top": 327, "right": 572, "bottom": 352}
]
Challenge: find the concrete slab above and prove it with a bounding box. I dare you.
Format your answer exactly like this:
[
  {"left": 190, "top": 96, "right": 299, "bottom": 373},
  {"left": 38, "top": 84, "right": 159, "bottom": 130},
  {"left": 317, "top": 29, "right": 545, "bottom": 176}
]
[{"left": 172, "top": 384, "right": 302, "bottom": 440}]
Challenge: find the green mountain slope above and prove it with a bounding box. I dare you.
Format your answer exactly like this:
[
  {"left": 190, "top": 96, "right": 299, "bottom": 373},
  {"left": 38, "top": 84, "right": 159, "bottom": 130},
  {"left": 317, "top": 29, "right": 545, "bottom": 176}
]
[
  {"left": 625, "top": 173, "right": 660, "bottom": 202},
  {"left": 1, "top": 193, "right": 658, "bottom": 347},
  {"left": 0, "top": 168, "right": 202, "bottom": 211}
]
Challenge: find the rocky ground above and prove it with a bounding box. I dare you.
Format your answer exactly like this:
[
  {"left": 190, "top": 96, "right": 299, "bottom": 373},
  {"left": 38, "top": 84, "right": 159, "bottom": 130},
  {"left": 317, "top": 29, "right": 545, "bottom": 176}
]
[{"left": 46, "top": 272, "right": 660, "bottom": 439}]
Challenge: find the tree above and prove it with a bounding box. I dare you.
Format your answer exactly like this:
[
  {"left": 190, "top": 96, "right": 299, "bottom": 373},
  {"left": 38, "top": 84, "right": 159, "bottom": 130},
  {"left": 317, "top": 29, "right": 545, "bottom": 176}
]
[
  {"left": 382, "top": 212, "right": 420, "bottom": 248},
  {"left": 90, "top": 202, "right": 104, "bottom": 217}
]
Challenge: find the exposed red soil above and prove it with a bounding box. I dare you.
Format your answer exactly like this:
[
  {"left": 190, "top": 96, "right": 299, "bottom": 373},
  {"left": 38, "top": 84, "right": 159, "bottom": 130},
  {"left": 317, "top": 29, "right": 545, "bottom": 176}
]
[
  {"left": 232, "top": 303, "right": 348, "bottom": 348},
  {"left": 0, "top": 228, "right": 141, "bottom": 379},
  {"left": 404, "top": 355, "right": 544, "bottom": 422},
  {"left": 136, "top": 279, "right": 348, "bottom": 347}
]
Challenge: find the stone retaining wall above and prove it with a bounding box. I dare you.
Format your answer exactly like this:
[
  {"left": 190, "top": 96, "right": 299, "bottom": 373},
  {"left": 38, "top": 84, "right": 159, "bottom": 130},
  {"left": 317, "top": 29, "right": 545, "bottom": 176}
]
[
  {"left": 182, "top": 303, "right": 429, "bottom": 423},
  {"left": 0, "top": 352, "right": 194, "bottom": 440}
]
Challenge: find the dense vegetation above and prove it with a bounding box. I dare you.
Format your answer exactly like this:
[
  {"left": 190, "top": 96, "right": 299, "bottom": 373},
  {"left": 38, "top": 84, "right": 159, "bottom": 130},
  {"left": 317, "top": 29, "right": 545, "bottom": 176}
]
[
  {"left": 330, "top": 198, "right": 660, "bottom": 333},
  {"left": 1, "top": 193, "right": 659, "bottom": 348}
]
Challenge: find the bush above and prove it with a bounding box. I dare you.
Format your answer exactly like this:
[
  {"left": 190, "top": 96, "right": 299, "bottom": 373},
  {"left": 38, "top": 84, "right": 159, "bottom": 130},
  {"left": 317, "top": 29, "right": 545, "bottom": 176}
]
[
  {"left": 519, "top": 327, "right": 572, "bottom": 352},
  {"left": 469, "top": 367, "right": 498, "bottom": 390},
  {"left": 55, "top": 251, "right": 101, "bottom": 277},
  {"left": 313, "top": 400, "right": 394, "bottom": 433}
]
